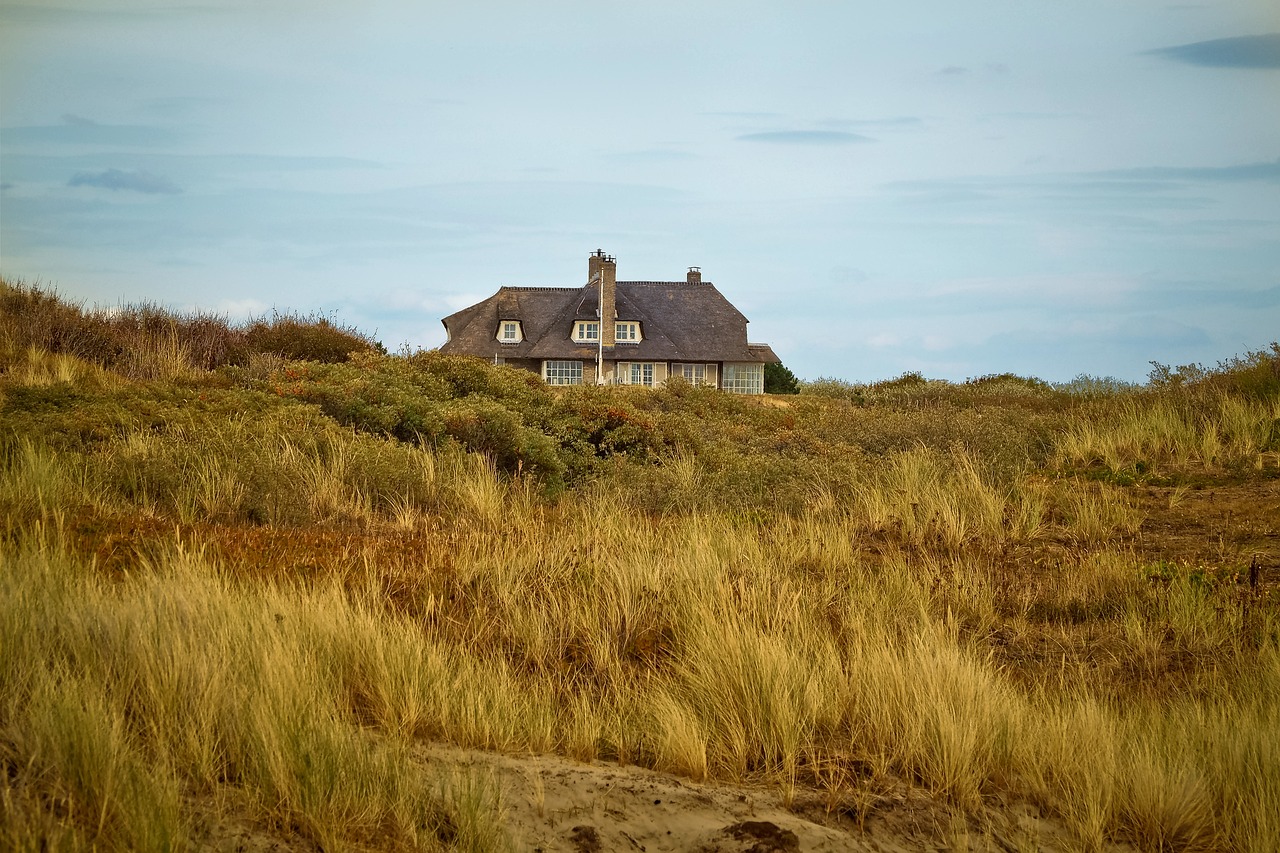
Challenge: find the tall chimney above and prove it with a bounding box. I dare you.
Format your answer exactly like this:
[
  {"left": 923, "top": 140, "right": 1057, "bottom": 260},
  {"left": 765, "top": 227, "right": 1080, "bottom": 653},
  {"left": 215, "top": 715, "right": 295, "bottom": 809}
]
[
  {"left": 687, "top": 266, "right": 701, "bottom": 285},
  {"left": 601, "top": 254, "right": 617, "bottom": 346},
  {"left": 588, "top": 249, "right": 605, "bottom": 284}
]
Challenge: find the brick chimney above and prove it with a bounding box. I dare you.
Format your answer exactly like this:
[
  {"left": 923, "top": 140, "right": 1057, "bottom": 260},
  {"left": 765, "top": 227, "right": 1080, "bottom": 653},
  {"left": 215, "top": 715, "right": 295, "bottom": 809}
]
[
  {"left": 601, "top": 253, "right": 617, "bottom": 346},
  {"left": 687, "top": 266, "right": 701, "bottom": 285},
  {"left": 588, "top": 249, "right": 605, "bottom": 285}
]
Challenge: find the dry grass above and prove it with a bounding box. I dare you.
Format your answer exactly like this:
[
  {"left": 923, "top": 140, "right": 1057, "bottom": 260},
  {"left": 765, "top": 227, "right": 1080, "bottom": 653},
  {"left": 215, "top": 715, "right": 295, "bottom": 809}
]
[
  {"left": 3, "top": 287, "right": 1278, "bottom": 851},
  {"left": 4, "top": 450, "right": 1274, "bottom": 849},
  {"left": 1056, "top": 392, "right": 1280, "bottom": 475}
]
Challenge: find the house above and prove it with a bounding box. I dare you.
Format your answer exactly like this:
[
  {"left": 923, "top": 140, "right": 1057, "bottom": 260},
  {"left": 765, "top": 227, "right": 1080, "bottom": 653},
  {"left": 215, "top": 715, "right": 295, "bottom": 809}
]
[{"left": 439, "top": 251, "right": 780, "bottom": 393}]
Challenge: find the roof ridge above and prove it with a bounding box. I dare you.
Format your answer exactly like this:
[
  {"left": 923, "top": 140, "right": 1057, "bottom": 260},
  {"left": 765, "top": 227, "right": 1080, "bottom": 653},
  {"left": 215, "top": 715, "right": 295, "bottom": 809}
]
[{"left": 619, "top": 280, "right": 712, "bottom": 286}]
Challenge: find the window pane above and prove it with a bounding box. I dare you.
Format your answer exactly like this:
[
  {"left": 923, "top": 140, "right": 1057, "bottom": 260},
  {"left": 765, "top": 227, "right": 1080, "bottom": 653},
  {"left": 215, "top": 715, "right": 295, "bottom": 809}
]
[
  {"left": 546, "top": 360, "right": 582, "bottom": 385},
  {"left": 722, "top": 363, "right": 763, "bottom": 394}
]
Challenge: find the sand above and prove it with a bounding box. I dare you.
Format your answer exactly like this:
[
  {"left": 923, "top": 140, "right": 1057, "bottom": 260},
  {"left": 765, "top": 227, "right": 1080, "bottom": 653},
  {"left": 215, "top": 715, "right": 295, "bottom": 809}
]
[{"left": 420, "top": 744, "right": 1108, "bottom": 853}]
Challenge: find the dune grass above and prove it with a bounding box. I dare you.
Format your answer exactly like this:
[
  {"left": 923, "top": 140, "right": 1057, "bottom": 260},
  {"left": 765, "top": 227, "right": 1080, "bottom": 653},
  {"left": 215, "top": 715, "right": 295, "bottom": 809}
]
[{"left": 2, "top": 283, "right": 1278, "bottom": 851}]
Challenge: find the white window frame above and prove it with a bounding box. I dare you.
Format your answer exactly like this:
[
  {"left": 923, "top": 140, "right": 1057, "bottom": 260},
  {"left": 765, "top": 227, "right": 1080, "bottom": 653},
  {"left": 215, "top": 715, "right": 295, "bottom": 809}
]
[
  {"left": 544, "top": 360, "right": 583, "bottom": 385},
  {"left": 675, "top": 363, "right": 714, "bottom": 385},
  {"left": 615, "top": 321, "right": 641, "bottom": 343},
  {"left": 617, "top": 361, "right": 655, "bottom": 387},
  {"left": 722, "top": 363, "right": 764, "bottom": 395},
  {"left": 572, "top": 321, "right": 600, "bottom": 343},
  {"left": 497, "top": 320, "right": 522, "bottom": 343}
]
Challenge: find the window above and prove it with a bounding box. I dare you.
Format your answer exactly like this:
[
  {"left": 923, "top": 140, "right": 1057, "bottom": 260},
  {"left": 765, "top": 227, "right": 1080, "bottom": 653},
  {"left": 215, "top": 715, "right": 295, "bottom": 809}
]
[
  {"left": 544, "top": 360, "right": 583, "bottom": 385},
  {"left": 675, "top": 363, "right": 714, "bottom": 385},
  {"left": 615, "top": 322, "right": 640, "bottom": 343},
  {"left": 721, "top": 363, "right": 764, "bottom": 395},
  {"left": 573, "top": 321, "right": 600, "bottom": 342},
  {"left": 497, "top": 320, "right": 522, "bottom": 343},
  {"left": 618, "top": 362, "right": 655, "bottom": 387}
]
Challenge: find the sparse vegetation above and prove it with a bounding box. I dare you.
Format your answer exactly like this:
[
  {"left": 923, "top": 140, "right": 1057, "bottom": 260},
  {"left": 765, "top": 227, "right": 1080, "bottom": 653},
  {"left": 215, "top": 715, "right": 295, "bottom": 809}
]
[{"left": 2, "top": 279, "right": 1277, "bottom": 851}]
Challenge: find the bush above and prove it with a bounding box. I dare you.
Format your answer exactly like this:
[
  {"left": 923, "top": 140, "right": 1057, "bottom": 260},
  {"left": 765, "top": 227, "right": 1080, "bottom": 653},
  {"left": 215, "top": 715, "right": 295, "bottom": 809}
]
[
  {"left": 0, "top": 280, "right": 248, "bottom": 374},
  {"left": 1, "top": 280, "right": 119, "bottom": 367},
  {"left": 244, "top": 311, "right": 381, "bottom": 363},
  {"left": 764, "top": 361, "right": 800, "bottom": 395}
]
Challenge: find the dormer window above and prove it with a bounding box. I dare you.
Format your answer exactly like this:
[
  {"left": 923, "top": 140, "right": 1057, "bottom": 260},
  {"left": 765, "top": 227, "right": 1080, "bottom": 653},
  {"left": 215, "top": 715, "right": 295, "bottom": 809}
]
[
  {"left": 573, "top": 321, "right": 600, "bottom": 342},
  {"left": 615, "top": 322, "right": 641, "bottom": 343},
  {"left": 496, "top": 320, "right": 523, "bottom": 343}
]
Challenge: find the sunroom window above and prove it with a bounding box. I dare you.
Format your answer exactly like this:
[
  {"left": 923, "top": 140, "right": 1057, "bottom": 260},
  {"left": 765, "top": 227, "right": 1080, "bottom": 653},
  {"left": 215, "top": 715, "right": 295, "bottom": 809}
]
[{"left": 721, "top": 363, "right": 764, "bottom": 395}]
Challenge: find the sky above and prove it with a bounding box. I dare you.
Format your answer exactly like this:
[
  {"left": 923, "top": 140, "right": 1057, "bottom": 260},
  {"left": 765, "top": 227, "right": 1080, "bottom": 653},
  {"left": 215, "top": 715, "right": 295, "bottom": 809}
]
[{"left": 1, "top": 1, "right": 1277, "bottom": 383}]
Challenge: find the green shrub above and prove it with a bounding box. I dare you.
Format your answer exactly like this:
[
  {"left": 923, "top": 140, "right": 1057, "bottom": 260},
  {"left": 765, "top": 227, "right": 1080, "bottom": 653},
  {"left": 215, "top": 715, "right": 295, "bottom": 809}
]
[
  {"left": 764, "top": 361, "right": 800, "bottom": 395},
  {"left": 439, "top": 397, "right": 565, "bottom": 485},
  {"left": 1053, "top": 374, "right": 1140, "bottom": 397},
  {"left": 1205, "top": 343, "right": 1280, "bottom": 401},
  {"left": 244, "top": 311, "right": 381, "bottom": 363}
]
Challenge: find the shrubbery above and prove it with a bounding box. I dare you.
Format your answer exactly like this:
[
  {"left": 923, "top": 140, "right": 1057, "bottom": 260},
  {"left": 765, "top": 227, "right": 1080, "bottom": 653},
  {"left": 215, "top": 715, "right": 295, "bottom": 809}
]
[
  {"left": 6, "top": 281, "right": 1278, "bottom": 503},
  {"left": 244, "top": 311, "right": 382, "bottom": 363},
  {"left": 5, "top": 284, "right": 1280, "bottom": 853},
  {"left": 764, "top": 361, "right": 800, "bottom": 394},
  {"left": 0, "top": 279, "right": 382, "bottom": 376}
]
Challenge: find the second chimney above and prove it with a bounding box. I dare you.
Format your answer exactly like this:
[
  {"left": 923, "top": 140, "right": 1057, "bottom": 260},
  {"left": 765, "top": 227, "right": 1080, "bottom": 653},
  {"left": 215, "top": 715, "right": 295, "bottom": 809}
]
[{"left": 687, "top": 266, "right": 701, "bottom": 285}]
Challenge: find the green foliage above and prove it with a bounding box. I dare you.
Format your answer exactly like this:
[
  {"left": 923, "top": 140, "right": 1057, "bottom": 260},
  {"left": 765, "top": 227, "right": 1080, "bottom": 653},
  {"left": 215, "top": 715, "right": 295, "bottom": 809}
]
[
  {"left": 1053, "top": 374, "right": 1141, "bottom": 397},
  {"left": 877, "top": 370, "right": 928, "bottom": 388},
  {"left": 764, "top": 361, "right": 800, "bottom": 394},
  {"left": 244, "top": 310, "right": 382, "bottom": 363},
  {"left": 798, "top": 376, "right": 866, "bottom": 405},
  {"left": 238, "top": 354, "right": 566, "bottom": 486},
  {"left": 7, "top": 279, "right": 1280, "bottom": 513},
  {"left": 1147, "top": 344, "right": 1280, "bottom": 401},
  {"left": 5, "top": 287, "right": 1280, "bottom": 853},
  {"left": 964, "top": 372, "right": 1052, "bottom": 393},
  {"left": 438, "top": 397, "right": 564, "bottom": 483},
  {"left": 1206, "top": 342, "right": 1280, "bottom": 401}
]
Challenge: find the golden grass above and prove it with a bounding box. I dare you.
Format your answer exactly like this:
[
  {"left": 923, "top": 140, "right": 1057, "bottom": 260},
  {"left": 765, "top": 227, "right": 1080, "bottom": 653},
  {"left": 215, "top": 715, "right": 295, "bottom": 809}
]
[
  {"left": 0, "top": 541, "right": 499, "bottom": 851},
  {"left": 3, "top": 315, "right": 1278, "bottom": 850},
  {"left": 1057, "top": 392, "right": 1280, "bottom": 474},
  {"left": 6, "top": 438, "right": 1275, "bottom": 850}
]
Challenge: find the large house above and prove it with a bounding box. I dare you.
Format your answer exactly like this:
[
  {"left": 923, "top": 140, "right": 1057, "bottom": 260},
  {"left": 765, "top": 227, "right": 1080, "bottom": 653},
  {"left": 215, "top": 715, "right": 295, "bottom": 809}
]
[{"left": 439, "top": 251, "right": 780, "bottom": 394}]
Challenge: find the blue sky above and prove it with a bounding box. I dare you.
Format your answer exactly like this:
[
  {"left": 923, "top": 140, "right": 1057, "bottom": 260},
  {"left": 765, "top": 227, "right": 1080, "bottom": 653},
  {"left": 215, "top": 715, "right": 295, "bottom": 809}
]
[{"left": 1, "top": 1, "right": 1277, "bottom": 382}]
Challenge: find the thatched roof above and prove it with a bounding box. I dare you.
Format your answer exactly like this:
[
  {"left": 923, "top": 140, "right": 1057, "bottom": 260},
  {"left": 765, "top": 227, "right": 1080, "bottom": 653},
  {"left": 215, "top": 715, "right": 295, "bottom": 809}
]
[{"left": 440, "top": 279, "right": 777, "bottom": 364}]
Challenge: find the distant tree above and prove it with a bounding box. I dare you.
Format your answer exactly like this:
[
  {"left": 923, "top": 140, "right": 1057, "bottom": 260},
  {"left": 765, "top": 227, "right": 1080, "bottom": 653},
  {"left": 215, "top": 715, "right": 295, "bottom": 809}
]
[{"left": 764, "top": 361, "right": 800, "bottom": 395}]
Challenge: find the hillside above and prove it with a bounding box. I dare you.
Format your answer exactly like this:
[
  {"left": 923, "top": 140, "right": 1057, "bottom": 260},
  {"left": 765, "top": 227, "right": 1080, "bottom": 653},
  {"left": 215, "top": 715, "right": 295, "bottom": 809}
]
[{"left": 2, "top": 279, "right": 1279, "bottom": 852}]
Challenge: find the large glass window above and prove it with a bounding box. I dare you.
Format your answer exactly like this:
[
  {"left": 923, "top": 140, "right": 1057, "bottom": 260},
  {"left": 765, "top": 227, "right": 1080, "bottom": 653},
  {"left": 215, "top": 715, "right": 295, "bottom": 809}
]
[
  {"left": 573, "top": 322, "right": 599, "bottom": 342},
  {"left": 617, "top": 362, "right": 655, "bottom": 387},
  {"left": 545, "top": 360, "right": 583, "bottom": 385},
  {"left": 721, "top": 363, "right": 764, "bottom": 394}
]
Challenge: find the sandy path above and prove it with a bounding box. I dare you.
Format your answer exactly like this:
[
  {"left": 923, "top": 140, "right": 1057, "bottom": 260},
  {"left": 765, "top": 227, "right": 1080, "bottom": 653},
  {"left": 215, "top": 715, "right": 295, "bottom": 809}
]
[{"left": 420, "top": 744, "right": 1093, "bottom": 852}]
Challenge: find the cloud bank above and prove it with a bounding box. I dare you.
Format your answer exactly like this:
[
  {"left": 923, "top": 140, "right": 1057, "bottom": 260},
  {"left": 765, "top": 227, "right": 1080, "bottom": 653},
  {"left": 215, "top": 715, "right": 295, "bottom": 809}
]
[
  {"left": 68, "top": 168, "right": 181, "bottom": 194},
  {"left": 1147, "top": 33, "right": 1280, "bottom": 69},
  {"left": 736, "top": 130, "right": 873, "bottom": 145}
]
